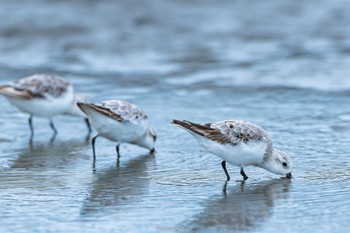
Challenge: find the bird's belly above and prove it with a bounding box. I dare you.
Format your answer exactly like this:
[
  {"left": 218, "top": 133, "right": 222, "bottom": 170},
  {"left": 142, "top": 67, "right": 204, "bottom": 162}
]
[
  {"left": 8, "top": 92, "right": 74, "bottom": 118},
  {"left": 218, "top": 144, "right": 264, "bottom": 166},
  {"left": 194, "top": 135, "right": 265, "bottom": 166},
  {"left": 100, "top": 126, "right": 144, "bottom": 142},
  {"left": 90, "top": 115, "right": 145, "bottom": 143}
]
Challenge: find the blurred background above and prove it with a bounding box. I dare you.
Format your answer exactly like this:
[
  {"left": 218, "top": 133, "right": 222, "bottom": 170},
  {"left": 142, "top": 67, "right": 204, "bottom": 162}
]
[
  {"left": 1, "top": 0, "right": 350, "bottom": 89},
  {"left": 1, "top": 0, "right": 350, "bottom": 232}
]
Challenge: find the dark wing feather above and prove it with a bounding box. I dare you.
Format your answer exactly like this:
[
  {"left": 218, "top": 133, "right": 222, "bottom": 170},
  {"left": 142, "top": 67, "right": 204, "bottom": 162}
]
[{"left": 0, "top": 85, "right": 34, "bottom": 99}]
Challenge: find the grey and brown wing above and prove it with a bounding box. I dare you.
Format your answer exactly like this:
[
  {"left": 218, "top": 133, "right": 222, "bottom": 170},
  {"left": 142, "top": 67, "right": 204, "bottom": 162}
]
[
  {"left": 172, "top": 119, "right": 270, "bottom": 146},
  {"left": 1, "top": 74, "right": 71, "bottom": 100},
  {"left": 210, "top": 120, "right": 270, "bottom": 145},
  {"left": 78, "top": 100, "right": 148, "bottom": 124},
  {"left": 15, "top": 74, "right": 70, "bottom": 98},
  {"left": 77, "top": 102, "right": 123, "bottom": 121},
  {"left": 172, "top": 119, "right": 232, "bottom": 144},
  {"left": 101, "top": 100, "right": 148, "bottom": 124}
]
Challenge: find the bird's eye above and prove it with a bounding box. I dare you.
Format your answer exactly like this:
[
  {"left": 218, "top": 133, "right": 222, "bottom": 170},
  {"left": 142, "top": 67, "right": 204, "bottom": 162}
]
[{"left": 282, "top": 162, "right": 287, "bottom": 167}]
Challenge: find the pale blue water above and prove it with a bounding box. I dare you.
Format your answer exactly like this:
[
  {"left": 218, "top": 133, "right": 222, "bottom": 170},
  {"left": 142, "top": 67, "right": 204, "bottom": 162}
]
[{"left": 1, "top": 0, "right": 350, "bottom": 232}]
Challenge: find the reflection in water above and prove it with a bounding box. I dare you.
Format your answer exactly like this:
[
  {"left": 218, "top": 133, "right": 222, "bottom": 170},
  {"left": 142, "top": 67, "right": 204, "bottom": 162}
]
[
  {"left": 189, "top": 179, "right": 291, "bottom": 232},
  {"left": 81, "top": 154, "right": 156, "bottom": 216},
  {"left": 28, "top": 130, "right": 91, "bottom": 147},
  {"left": 10, "top": 138, "right": 89, "bottom": 169},
  {"left": 1, "top": 0, "right": 350, "bottom": 231},
  {"left": 0, "top": 138, "right": 90, "bottom": 192}
]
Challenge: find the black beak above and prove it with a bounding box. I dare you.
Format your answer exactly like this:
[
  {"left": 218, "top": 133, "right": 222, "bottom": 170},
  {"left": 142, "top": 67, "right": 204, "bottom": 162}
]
[{"left": 286, "top": 172, "right": 292, "bottom": 179}]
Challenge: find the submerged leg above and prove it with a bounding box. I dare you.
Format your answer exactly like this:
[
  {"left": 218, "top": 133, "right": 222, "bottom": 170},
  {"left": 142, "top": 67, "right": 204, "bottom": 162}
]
[
  {"left": 221, "top": 160, "right": 230, "bottom": 181},
  {"left": 240, "top": 167, "right": 248, "bottom": 181},
  {"left": 49, "top": 120, "right": 58, "bottom": 135},
  {"left": 49, "top": 120, "right": 58, "bottom": 143},
  {"left": 85, "top": 118, "right": 92, "bottom": 133},
  {"left": 92, "top": 135, "right": 99, "bottom": 164},
  {"left": 28, "top": 115, "right": 34, "bottom": 137},
  {"left": 223, "top": 180, "right": 228, "bottom": 193},
  {"left": 116, "top": 156, "right": 120, "bottom": 168},
  {"left": 115, "top": 144, "right": 120, "bottom": 157}
]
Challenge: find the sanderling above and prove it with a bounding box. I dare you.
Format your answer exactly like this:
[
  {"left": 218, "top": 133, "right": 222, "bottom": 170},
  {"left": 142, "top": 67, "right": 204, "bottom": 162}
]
[
  {"left": 77, "top": 100, "right": 156, "bottom": 163},
  {"left": 0, "top": 74, "right": 90, "bottom": 137},
  {"left": 172, "top": 119, "right": 293, "bottom": 181}
]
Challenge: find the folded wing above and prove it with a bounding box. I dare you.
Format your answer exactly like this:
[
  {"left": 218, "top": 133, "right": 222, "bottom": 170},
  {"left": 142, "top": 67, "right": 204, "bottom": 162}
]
[{"left": 172, "top": 119, "right": 271, "bottom": 146}]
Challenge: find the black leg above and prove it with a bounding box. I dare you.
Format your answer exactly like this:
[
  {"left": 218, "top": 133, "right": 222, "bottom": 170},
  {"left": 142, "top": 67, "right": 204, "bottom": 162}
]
[
  {"left": 28, "top": 115, "right": 34, "bottom": 137},
  {"left": 221, "top": 160, "right": 230, "bottom": 181},
  {"left": 240, "top": 167, "right": 248, "bottom": 181},
  {"left": 49, "top": 120, "right": 58, "bottom": 135},
  {"left": 85, "top": 118, "right": 92, "bottom": 133},
  {"left": 92, "top": 135, "right": 99, "bottom": 164},
  {"left": 115, "top": 144, "right": 120, "bottom": 157},
  {"left": 150, "top": 148, "right": 155, "bottom": 154}
]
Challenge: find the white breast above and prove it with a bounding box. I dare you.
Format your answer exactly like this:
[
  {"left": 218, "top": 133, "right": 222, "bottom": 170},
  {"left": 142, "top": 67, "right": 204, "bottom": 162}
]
[
  {"left": 191, "top": 132, "right": 266, "bottom": 166},
  {"left": 85, "top": 108, "right": 147, "bottom": 142}
]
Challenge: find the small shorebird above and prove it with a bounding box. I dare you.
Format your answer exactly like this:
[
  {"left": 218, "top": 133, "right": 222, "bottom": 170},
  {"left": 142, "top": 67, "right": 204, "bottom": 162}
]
[
  {"left": 77, "top": 100, "right": 156, "bottom": 163},
  {"left": 0, "top": 74, "right": 90, "bottom": 138},
  {"left": 172, "top": 119, "right": 293, "bottom": 181}
]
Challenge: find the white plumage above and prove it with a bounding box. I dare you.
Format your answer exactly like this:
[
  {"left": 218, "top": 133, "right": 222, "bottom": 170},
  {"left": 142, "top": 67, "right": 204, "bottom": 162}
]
[
  {"left": 78, "top": 100, "right": 156, "bottom": 163},
  {"left": 172, "top": 119, "right": 293, "bottom": 181},
  {"left": 0, "top": 74, "right": 86, "bottom": 137}
]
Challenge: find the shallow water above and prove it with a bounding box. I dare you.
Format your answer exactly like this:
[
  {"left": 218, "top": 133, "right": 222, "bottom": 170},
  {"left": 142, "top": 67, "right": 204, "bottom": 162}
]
[{"left": 1, "top": 0, "right": 350, "bottom": 232}]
